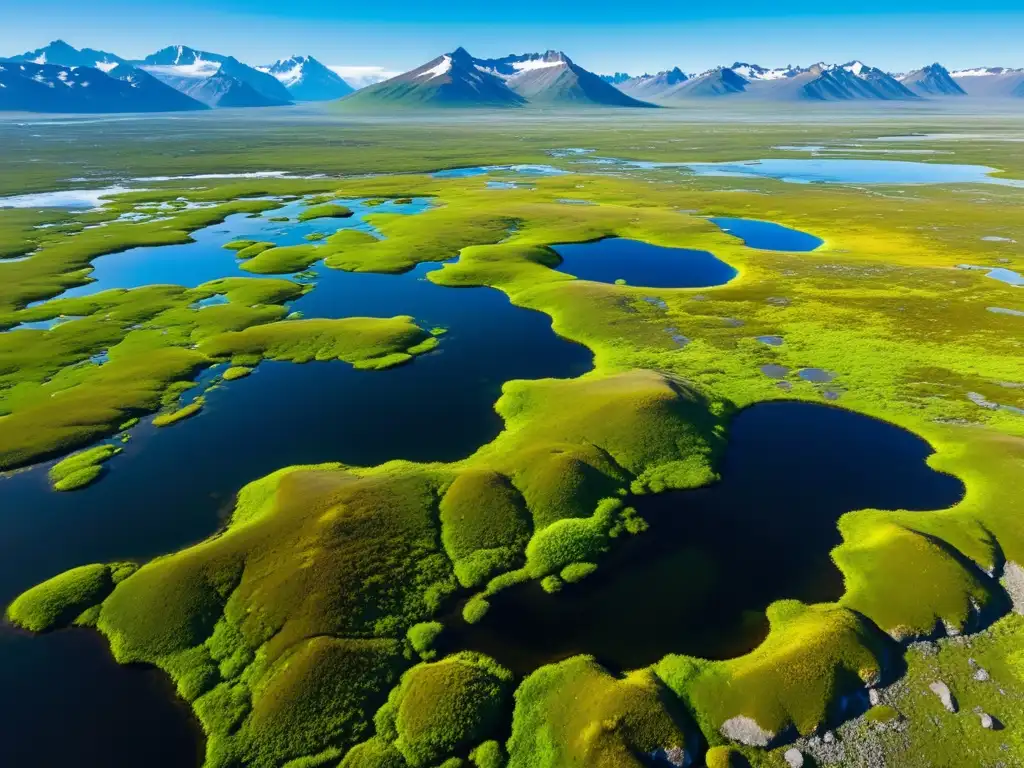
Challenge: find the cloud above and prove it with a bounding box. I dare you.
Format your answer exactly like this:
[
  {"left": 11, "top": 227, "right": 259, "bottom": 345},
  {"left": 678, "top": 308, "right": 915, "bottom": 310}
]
[{"left": 327, "top": 65, "right": 400, "bottom": 88}]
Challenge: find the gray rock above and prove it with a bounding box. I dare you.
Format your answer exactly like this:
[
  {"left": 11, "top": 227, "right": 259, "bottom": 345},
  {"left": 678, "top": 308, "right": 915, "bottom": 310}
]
[
  {"left": 929, "top": 681, "right": 958, "bottom": 713},
  {"left": 980, "top": 712, "right": 994, "bottom": 729},
  {"left": 651, "top": 745, "right": 688, "bottom": 766},
  {"left": 720, "top": 715, "right": 775, "bottom": 747},
  {"left": 784, "top": 747, "right": 805, "bottom": 768},
  {"left": 868, "top": 688, "right": 881, "bottom": 706},
  {"left": 1003, "top": 561, "right": 1024, "bottom": 614},
  {"left": 823, "top": 731, "right": 836, "bottom": 744},
  {"left": 974, "top": 667, "right": 991, "bottom": 682}
]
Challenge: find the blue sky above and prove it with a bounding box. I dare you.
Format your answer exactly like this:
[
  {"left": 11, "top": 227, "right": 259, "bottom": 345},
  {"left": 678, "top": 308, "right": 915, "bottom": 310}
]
[{"left": 3, "top": 1, "right": 1024, "bottom": 75}]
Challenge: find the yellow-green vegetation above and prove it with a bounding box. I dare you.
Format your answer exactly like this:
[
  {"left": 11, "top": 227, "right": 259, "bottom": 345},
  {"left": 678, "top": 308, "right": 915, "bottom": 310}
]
[
  {"left": 367, "top": 652, "right": 514, "bottom": 767},
  {"left": 48, "top": 444, "right": 121, "bottom": 491},
  {"left": 657, "top": 601, "right": 897, "bottom": 745},
  {"left": 507, "top": 655, "right": 694, "bottom": 767},
  {"left": 297, "top": 203, "right": 353, "bottom": 222},
  {"left": 222, "top": 366, "right": 253, "bottom": 381},
  {"left": 407, "top": 622, "right": 444, "bottom": 661},
  {"left": 153, "top": 398, "right": 205, "bottom": 427},
  {"left": 6, "top": 118, "right": 1024, "bottom": 767},
  {"left": 6, "top": 562, "right": 136, "bottom": 632},
  {"left": 198, "top": 316, "right": 438, "bottom": 370}
]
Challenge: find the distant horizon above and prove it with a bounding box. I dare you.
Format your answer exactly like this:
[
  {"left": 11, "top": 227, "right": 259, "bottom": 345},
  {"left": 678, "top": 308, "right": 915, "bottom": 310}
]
[{"left": 3, "top": 5, "right": 1024, "bottom": 81}]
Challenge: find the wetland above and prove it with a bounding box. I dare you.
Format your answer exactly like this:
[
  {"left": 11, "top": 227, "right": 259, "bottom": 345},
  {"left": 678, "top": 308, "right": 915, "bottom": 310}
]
[{"left": 2, "top": 108, "right": 1024, "bottom": 768}]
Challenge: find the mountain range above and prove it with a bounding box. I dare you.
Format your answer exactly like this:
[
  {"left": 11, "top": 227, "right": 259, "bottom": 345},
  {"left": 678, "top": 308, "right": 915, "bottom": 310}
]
[
  {"left": 0, "top": 40, "right": 357, "bottom": 112},
  {"left": 618, "top": 61, "right": 920, "bottom": 102},
  {"left": 340, "top": 48, "right": 652, "bottom": 108},
  {"left": 614, "top": 61, "right": 1024, "bottom": 103},
  {"left": 2, "top": 39, "right": 1023, "bottom": 113}
]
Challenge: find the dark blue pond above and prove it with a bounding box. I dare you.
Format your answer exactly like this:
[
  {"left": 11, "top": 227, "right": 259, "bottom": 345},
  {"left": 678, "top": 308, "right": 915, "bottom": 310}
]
[
  {"left": 447, "top": 401, "right": 966, "bottom": 674},
  {"left": 708, "top": 217, "right": 823, "bottom": 252},
  {"left": 0, "top": 204, "right": 592, "bottom": 768},
  {"left": 551, "top": 238, "right": 737, "bottom": 288}
]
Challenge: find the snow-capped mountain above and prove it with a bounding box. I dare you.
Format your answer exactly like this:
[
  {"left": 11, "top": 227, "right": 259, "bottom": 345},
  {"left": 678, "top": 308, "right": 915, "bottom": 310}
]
[
  {"left": 139, "top": 46, "right": 292, "bottom": 107},
  {"left": 258, "top": 56, "right": 353, "bottom": 101},
  {"left": 8, "top": 40, "right": 125, "bottom": 71},
  {"left": 620, "top": 60, "right": 917, "bottom": 102},
  {"left": 341, "top": 47, "right": 526, "bottom": 108},
  {"left": 898, "top": 64, "right": 966, "bottom": 96},
  {"left": 342, "top": 48, "right": 652, "bottom": 109},
  {"left": 617, "top": 67, "right": 690, "bottom": 100},
  {"left": 950, "top": 67, "right": 1024, "bottom": 97},
  {"left": 0, "top": 61, "right": 207, "bottom": 113},
  {"left": 474, "top": 50, "right": 652, "bottom": 106}
]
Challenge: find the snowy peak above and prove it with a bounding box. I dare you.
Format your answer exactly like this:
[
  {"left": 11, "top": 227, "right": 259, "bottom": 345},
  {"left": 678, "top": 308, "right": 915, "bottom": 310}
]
[
  {"left": 9, "top": 40, "right": 125, "bottom": 71},
  {"left": 899, "top": 63, "right": 965, "bottom": 96},
  {"left": 951, "top": 66, "right": 1024, "bottom": 77},
  {"left": 731, "top": 62, "right": 801, "bottom": 81},
  {"left": 142, "top": 45, "right": 227, "bottom": 67},
  {"left": 258, "top": 55, "right": 353, "bottom": 100},
  {"left": 951, "top": 66, "right": 1024, "bottom": 97},
  {"left": 842, "top": 61, "right": 868, "bottom": 77},
  {"left": 474, "top": 50, "right": 574, "bottom": 80}
]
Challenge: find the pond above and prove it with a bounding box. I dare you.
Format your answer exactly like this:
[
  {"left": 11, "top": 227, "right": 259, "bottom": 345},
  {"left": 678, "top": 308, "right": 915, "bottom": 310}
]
[
  {"left": 708, "top": 217, "right": 823, "bottom": 252},
  {"left": 551, "top": 237, "right": 737, "bottom": 288},
  {"left": 443, "top": 401, "right": 965, "bottom": 674},
  {"left": 52, "top": 197, "right": 433, "bottom": 300},
  {"left": 677, "top": 159, "right": 1024, "bottom": 187},
  {"left": 431, "top": 164, "right": 567, "bottom": 179},
  {"left": 0, "top": 199, "right": 593, "bottom": 767}
]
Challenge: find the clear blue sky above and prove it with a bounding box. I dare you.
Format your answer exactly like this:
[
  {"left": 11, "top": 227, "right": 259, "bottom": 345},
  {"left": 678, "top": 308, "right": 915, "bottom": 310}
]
[{"left": 3, "top": 0, "right": 1023, "bottom": 74}]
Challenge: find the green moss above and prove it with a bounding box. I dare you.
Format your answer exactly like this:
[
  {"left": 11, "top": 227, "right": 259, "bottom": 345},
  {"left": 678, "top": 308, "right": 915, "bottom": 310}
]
[
  {"left": 48, "top": 444, "right": 121, "bottom": 491},
  {"left": 7, "top": 563, "right": 124, "bottom": 632},
  {"left": 865, "top": 705, "right": 901, "bottom": 724},
  {"left": 339, "top": 738, "right": 407, "bottom": 767},
  {"left": 439, "top": 470, "right": 532, "bottom": 588},
  {"left": 407, "top": 622, "right": 444, "bottom": 661},
  {"left": 704, "top": 746, "right": 750, "bottom": 768},
  {"left": 380, "top": 653, "right": 513, "bottom": 768},
  {"left": 524, "top": 498, "right": 639, "bottom": 578},
  {"left": 199, "top": 316, "right": 435, "bottom": 369},
  {"left": 299, "top": 203, "right": 354, "bottom": 222},
  {"left": 223, "top": 366, "right": 253, "bottom": 381},
  {"left": 469, "top": 741, "right": 505, "bottom": 768},
  {"left": 539, "top": 575, "right": 563, "bottom": 594},
  {"left": 153, "top": 397, "right": 204, "bottom": 427},
  {"left": 658, "top": 601, "right": 897, "bottom": 742},
  {"left": 235, "top": 241, "right": 276, "bottom": 259},
  {"left": 560, "top": 562, "right": 597, "bottom": 583},
  {"left": 462, "top": 597, "right": 490, "bottom": 625},
  {"left": 507, "top": 655, "right": 694, "bottom": 768}
]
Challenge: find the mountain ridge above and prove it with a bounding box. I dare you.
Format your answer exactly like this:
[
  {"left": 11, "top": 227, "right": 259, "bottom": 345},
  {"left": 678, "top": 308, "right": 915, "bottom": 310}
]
[{"left": 340, "top": 47, "right": 653, "bottom": 109}]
